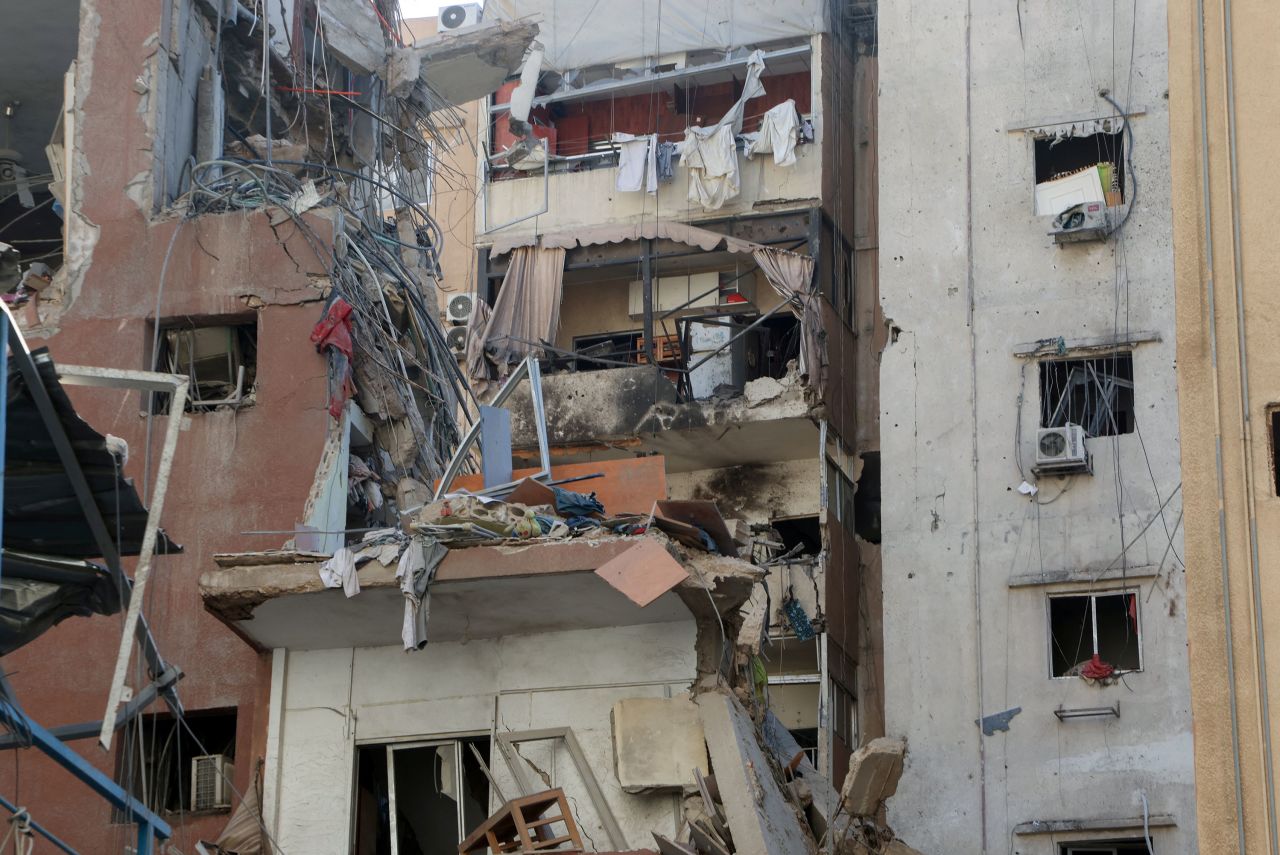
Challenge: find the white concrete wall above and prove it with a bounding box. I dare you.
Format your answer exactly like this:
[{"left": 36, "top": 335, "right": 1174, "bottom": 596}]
[
  {"left": 877, "top": 0, "right": 1195, "bottom": 850},
  {"left": 268, "top": 621, "right": 697, "bottom": 852}
]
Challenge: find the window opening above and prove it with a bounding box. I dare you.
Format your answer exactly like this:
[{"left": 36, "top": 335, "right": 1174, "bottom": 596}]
[
  {"left": 1270, "top": 408, "right": 1280, "bottom": 496},
  {"left": 354, "top": 736, "right": 491, "bottom": 855},
  {"left": 151, "top": 318, "right": 257, "bottom": 413},
  {"left": 1034, "top": 130, "right": 1126, "bottom": 207},
  {"left": 771, "top": 516, "right": 821, "bottom": 556},
  {"left": 1049, "top": 591, "right": 1142, "bottom": 678},
  {"left": 114, "top": 707, "right": 237, "bottom": 818},
  {"left": 1061, "top": 840, "right": 1153, "bottom": 855},
  {"left": 1039, "top": 353, "right": 1134, "bottom": 437},
  {"left": 762, "top": 636, "right": 821, "bottom": 766}
]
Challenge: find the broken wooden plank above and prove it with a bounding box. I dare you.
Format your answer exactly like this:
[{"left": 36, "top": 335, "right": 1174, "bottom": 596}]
[
  {"left": 655, "top": 500, "right": 739, "bottom": 557},
  {"left": 652, "top": 832, "right": 697, "bottom": 855},
  {"left": 689, "top": 819, "right": 732, "bottom": 855},
  {"left": 694, "top": 767, "right": 731, "bottom": 843}
]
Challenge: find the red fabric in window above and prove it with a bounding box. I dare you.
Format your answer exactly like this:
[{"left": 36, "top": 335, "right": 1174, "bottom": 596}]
[{"left": 1079, "top": 653, "right": 1116, "bottom": 680}]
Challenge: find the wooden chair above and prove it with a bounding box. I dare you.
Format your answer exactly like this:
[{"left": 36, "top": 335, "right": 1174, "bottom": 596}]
[{"left": 458, "top": 788, "right": 585, "bottom": 855}]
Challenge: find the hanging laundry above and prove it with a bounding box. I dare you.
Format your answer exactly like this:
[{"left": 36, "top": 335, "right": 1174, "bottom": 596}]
[
  {"left": 396, "top": 536, "right": 449, "bottom": 651},
  {"left": 612, "top": 132, "right": 658, "bottom": 193},
  {"left": 656, "top": 141, "right": 678, "bottom": 181},
  {"left": 745, "top": 99, "right": 801, "bottom": 167},
  {"left": 680, "top": 125, "right": 740, "bottom": 210},
  {"left": 318, "top": 547, "right": 360, "bottom": 598},
  {"left": 678, "top": 50, "right": 768, "bottom": 210}
]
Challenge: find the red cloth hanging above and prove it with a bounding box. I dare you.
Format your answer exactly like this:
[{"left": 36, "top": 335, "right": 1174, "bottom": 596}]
[
  {"left": 311, "top": 298, "right": 356, "bottom": 419},
  {"left": 1079, "top": 653, "right": 1116, "bottom": 680}
]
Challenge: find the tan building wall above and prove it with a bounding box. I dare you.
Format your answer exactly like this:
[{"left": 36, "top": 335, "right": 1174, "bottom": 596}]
[
  {"left": 1169, "top": 0, "right": 1280, "bottom": 851},
  {"left": 403, "top": 16, "right": 482, "bottom": 314}
]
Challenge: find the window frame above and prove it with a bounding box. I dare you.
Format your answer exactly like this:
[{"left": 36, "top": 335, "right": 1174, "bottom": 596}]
[
  {"left": 1038, "top": 351, "right": 1135, "bottom": 438},
  {"left": 353, "top": 731, "right": 492, "bottom": 855},
  {"left": 1046, "top": 588, "right": 1144, "bottom": 679}
]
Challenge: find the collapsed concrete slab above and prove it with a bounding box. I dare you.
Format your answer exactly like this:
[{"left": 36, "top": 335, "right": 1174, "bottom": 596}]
[
  {"left": 612, "top": 696, "right": 708, "bottom": 793},
  {"left": 840, "top": 737, "right": 907, "bottom": 818},
  {"left": 389, "top": 19, "right": 539, "bottom": 107},
  {"left": 696, "top": 692, "right": 817, "bottom": 855}
]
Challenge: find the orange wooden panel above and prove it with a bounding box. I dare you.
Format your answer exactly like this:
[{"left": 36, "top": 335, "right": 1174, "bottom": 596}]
[{"left": 447, "top": 456, "right": 668, "bottom": 517}]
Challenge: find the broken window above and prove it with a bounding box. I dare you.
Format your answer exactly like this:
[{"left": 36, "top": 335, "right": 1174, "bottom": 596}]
[
  {"left": 1033, "top": 130, "right": 1126, "bottom": 215},
  {"left": 1049, "top": 591, "right": 1142, "bottom": 678},
  {"left": 762, "top": 636, "right": 821, "bottom": 764},
  {"left": 827, "top": 461, "right": 858, "bottom": 544},
  {"left": 1270, "top": 408, "right": 1280, "bottom": 496},
  {"left": 354, "top": 736, "right": 491, "bottom": 855},
  {"left": 772, "top": 515, "right": 821, "bottom": 557},
  {"left": 1039, "top": 353, "right": 1134, "bottom": 437},
  {"left": 151, "top": 318, "right": 257, "bottom": 413},
  {"left": 1061, "top": 841, "right": 1153, "bottom": 855},
  {"left": 114, "top": 707, "right": 237, "bottom": 818}
]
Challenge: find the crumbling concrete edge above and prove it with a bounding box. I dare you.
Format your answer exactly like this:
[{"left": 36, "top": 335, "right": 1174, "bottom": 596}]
[{"left": 38, "top": 0, "right": 103, "bottom": 335}]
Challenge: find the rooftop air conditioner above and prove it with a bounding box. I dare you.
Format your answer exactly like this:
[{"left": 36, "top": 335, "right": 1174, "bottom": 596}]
[
  {"left": 1035, "top": 423, "right": 1091, "bottom": 474},
  {"left": 1049, "top": 202, "right": 1113, "bottom": 244},
  {"left": 439, "top": 3, "right": 481, "bottom": 30},
  {"left": 446, "top": 292, "right": 477, "bottom": 325},
  {"left": 446, "top": 324, "right": 469, "bottom": 356},
  {"left": 190, "top": 755, "right": 234, "bottom": 812}
]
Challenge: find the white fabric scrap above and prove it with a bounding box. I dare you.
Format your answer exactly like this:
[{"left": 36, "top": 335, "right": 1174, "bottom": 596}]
[
  {"left": 613, "top": 133, "right": 658, "bottom": 193},
  {"left": 744, "top": 99, "right": 800, "bottom": 167},
  {"left": 681, "top": 125, "right": 741, "bottom": 210},
  {"left": 678, "top": 50, "right": 767, "bottom": 210},
  {"left": 318, "top": 547, "right": 360, "bottom": 598},
  {"left": 1017, "top": 481, "right": 1039, "bottom": 496},
  {"left": 397, "top": 544, "right": 427, "bottom": 651}
]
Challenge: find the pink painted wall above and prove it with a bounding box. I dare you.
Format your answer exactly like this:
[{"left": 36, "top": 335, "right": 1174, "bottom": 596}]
[{"left": 0, "top": 0, "right": 333, "bottom": 847}]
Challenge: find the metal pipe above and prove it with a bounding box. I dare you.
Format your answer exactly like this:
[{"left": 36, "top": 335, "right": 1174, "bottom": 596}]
[
  {"left": 481, "top": 139, "right": 550, "bottom": 234},
  {"left": 1219, "top": 0, "right": 1278, "bottom": 839},
  {"left": 0, "top": 794, "right": 78, "bottom": 855}
]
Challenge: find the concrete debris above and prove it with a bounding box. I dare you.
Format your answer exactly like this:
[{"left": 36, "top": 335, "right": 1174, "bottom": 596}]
[
  {"left": 611, "top": 696, "right": 709, "bottom": 793},
  {"left": 696, "top": 692, "right": 817, "bottom": 855},
  {"left": 317, "top": 0, "right": 388, "bottom": 74},
  {"left": 840, "top": 737, "right": 907, "bottom": 818},
  {"left": 392, "top": 19, "right": 540, "bottom": 110}
]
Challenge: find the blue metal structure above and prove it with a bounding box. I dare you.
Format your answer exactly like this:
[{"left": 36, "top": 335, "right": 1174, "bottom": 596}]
[
  {"left": 0, "top": 792, "right": 81, "bottom": 854},
  {"left": 0, "top": 311, "right": 176, "bottom": 853}
]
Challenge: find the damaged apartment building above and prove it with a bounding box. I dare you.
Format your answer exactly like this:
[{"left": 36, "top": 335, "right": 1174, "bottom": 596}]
[
  {"left": 199, "top": 0, "right": 889, "bottom": 853},
  {"left": 878, "top": 0, "right": 1196, "bottom": 849},
  {"left": 2, "top": 0, "right": 889, "bottom": 853}
]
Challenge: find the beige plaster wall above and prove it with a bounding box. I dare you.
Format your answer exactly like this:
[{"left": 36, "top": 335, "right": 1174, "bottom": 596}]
[{"left": 1169, "top": 0, "right": 1280, "bottom": 850}]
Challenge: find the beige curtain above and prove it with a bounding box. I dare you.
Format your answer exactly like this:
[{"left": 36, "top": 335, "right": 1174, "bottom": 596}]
[
  {"left": 753, "top": 247, "right": 825, "bottom": 397},
  {"left": 209, "top": 766, "right": 269, "bottom": 854},
  {"left": 464, "top": 295, "right": 493, "bottom": 390},
  {"left": 478, "top": 246, "right": 567, "bottom": 379}
]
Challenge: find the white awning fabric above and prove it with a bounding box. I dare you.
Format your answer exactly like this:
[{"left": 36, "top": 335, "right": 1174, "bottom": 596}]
[{"left": 486, "top": 0, "right": 825, "bottom": 71}]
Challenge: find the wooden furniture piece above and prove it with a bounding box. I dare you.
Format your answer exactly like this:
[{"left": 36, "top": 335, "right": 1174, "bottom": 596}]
[{"left": 458, "top": 788, "right": 584, "bottom": 854}]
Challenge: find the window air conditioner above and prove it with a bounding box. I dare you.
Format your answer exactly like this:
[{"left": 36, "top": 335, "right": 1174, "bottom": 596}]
[
  {"left": 1049, "top": 202, "right": 1114, "bottom": 244},
  {"left": 1035, "top": 423, "right": 1091, "bottom": 474},
  {"left": 446, "top": 292, "right": 477, "bottom": 325},
  {"left": 438, "top": 3, "right": 482, "bottom": 30},
  {"left": 190, "top": 755, "right": 234, "bottom": 812}
]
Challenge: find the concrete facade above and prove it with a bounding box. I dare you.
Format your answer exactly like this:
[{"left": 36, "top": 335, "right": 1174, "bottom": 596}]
[
  {"left": 1167, "top": 0, "right": 1280, "bottom": 849},
  {"left": 267, "top": 622, "right": 697, "bottom": 852},
  {"left": 878, "top": 0, "right": 1196, "bottom": 850}
]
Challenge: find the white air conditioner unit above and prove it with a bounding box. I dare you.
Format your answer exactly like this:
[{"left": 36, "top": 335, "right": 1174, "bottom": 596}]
[
  {"left": 446, "top": 292, "right": 477, "bottom": 324},
  {"left": 191, "top": 755, "right": 234, "bottom": 812},
  {"left": 1035, "top": 423, "right": 1091, "bottom": 474},
  {"left": 1049, "top": 201, "right": 1114, "bottom": 244},
  {"left": 439, "top": 3, "right": 482, "bottom": 30},
  {"left": 446, "top": 324, "right": 469, "bottom": 355}
]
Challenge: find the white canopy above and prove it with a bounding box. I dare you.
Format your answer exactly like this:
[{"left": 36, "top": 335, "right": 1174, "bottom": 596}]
[{"left": 486, "top": 0, "right": 826, "bottom": 71}]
